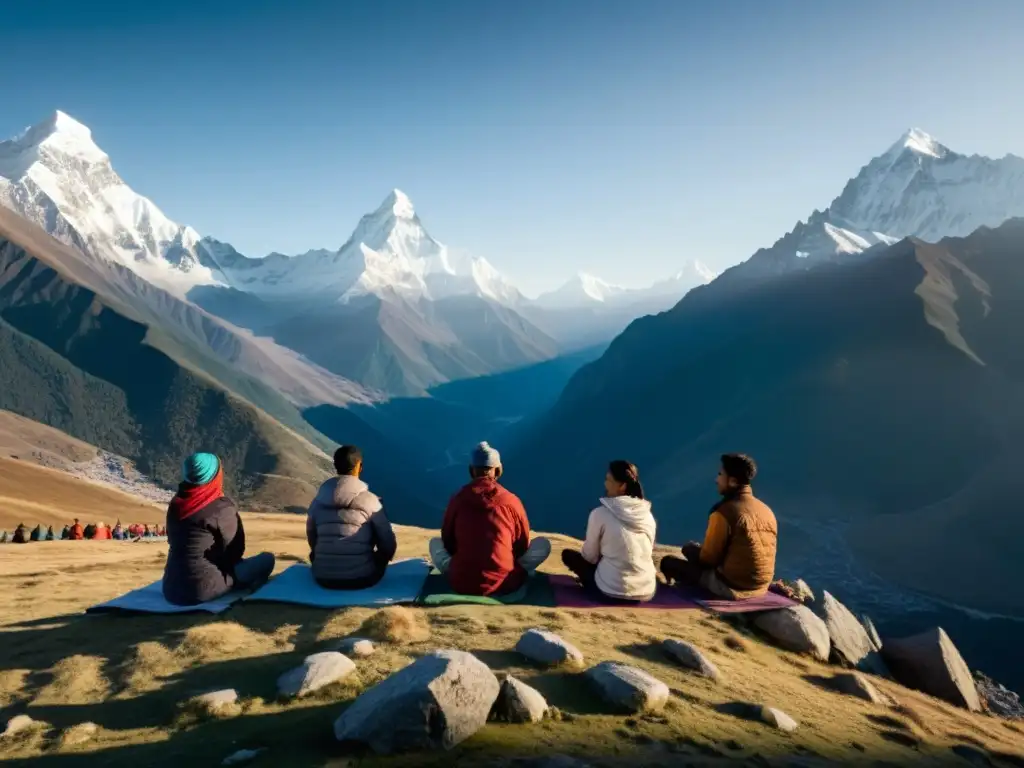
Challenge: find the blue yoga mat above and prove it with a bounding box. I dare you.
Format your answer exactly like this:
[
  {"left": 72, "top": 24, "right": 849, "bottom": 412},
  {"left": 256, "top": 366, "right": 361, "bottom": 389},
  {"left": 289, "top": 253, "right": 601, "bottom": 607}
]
[
  {"left": 245, "top": 558, "right": 431, "bottom": 607},
  {"left": 87, "top": 580, "right": 243, "bottom": 615}
]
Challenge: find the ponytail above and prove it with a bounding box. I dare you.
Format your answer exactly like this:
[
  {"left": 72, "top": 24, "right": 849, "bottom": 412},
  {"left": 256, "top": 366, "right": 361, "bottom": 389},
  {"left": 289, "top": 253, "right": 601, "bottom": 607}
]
[{"left": 608, "top": 460, "right": 645, "bottom": 500}]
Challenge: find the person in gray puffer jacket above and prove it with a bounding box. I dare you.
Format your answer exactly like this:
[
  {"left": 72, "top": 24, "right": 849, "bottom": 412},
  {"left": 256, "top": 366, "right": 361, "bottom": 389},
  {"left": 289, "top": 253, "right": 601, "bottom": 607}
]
[{"left": 306, "top": 445, "right": 398, "bottom": 589}]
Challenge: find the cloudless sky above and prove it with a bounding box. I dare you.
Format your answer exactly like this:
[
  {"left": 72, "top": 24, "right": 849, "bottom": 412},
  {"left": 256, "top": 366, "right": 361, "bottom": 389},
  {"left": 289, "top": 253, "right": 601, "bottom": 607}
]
[{"left": 3, "top": 0, "right": 1024, "bottom": 296}]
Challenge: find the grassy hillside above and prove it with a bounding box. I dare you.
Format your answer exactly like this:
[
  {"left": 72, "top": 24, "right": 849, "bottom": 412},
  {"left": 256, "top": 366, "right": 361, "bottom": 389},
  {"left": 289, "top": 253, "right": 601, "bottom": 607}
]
[{"left": 0, "top": 471, "right": 1021, "bottom": 766}]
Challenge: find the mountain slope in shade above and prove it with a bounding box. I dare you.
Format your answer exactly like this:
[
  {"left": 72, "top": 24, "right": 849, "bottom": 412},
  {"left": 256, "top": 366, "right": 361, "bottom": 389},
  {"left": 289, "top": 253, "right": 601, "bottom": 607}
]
[{"left": 510, "top": 218, "right": 1024, "bottom": 614}]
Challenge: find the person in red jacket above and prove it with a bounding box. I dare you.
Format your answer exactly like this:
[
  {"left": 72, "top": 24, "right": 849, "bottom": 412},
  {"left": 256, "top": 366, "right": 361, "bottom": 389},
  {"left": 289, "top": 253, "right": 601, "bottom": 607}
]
[
  {"left": 430, "top": 442, "right": 551, "bottom": 596},
  {"left": 69, "top": 518, "right": 84, "bottom": 541},
  {"left": 93, "top": 521, "right": 112, "bottom": 540}
]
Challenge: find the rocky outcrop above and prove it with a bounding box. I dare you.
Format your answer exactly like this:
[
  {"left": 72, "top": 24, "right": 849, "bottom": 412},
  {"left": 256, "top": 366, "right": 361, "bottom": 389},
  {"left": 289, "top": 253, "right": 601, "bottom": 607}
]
[
  {"left": 278, "top": 652, "right": 356, "bottom": 698},
  {"left": 334, "top": 649, "right": 499, "bottom": 753},
  {"left": 975, "top": 672, "right": 1024, "bottom": 718},
  {"left": 662, "top": 639, "right": 721, "bottom": 681},
  {"left": 818, "top": 592, "right": 877, "bottom": 670},
  {"left": 585, "top": 662, "right": 669, "bottom": 713},
  {"left": 2, "top": 715, "right": 39, "bottom": 738},
  {"left": 753, "top": 605, "right": 830, "bottom": 661},
  {"left": 881, "top": 628, "right": 981, "bottom": 712},
  {"left": 493, "top": 676, "right": 549, "bottom": 723},
  {"left": 516, "top": 629, "right": 584, "bottom": 667}
]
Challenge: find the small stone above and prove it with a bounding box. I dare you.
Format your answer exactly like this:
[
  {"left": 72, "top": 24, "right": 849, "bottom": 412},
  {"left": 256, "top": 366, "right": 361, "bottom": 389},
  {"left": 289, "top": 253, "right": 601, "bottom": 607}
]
[
  {"left": 662, "top": 639, "right": 722, "bottom": 681},
  {"left": 585, "top": 662, "right": 669, "bottom": 713},
  {"left": 335, "top": 637, "right": 376, "bottom": 657},
  {"left": 493, "top": 675, "right": 549, "bottom": 723},
  {"left": 831, "top": 673, "right": 889, "bottom": 705},
  {"left": 2, "top": 715, "right": 37, "bottom": 738},
  {"left": 192, "top": 688, "right": 239, "bottom": 713},
  {"left": 760, "top": 706, "right": 798, "bottom": 732},
  {"left": 753, "top": 605, "right": 830, "bottom": 662},
  {"left": 277, "top": 651, "right": 356, "bottom": 698},
  {"left": 60, "top": 722, "right": 99, "bottom": 746},
  {"left": 793, "top": 579, "right": 815, "bottom": 603},
  {"left": 515, "top": 628, "right": 584, "bottom": 667},
  {"left": 222, "top": 748, "right": 266, "bottom": 765}
]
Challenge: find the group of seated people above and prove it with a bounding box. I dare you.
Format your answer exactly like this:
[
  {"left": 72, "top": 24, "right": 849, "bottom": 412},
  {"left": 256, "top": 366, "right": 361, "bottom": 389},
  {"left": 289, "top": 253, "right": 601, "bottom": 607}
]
[
  {"left": 161, "top": 440, "right": 777, "bottom": 608},
  {"left": 0, "top": 520, "right": 167, "bottom": 543}
]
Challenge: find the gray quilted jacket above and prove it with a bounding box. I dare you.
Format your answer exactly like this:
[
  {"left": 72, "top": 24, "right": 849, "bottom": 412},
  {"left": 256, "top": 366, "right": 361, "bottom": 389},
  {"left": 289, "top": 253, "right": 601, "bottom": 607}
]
[{"left": 306, "top": 475, "right": 398, "bottom": 582}]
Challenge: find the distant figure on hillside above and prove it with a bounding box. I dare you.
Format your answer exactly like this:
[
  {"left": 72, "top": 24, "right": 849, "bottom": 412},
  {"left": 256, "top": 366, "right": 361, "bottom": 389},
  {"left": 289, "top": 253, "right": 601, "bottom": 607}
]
[
  {"left": 112, "top": 521, "right": 124, "bottom": 540},
  {"left": 661, "top": 453, "right": 777, "bottom": 599},
  {"left": 430, "top": 442, "right": 551, "bottom": 597},
  {"left": 69, "top": 518, "right": 83, "bottom": 540},
  {"left": 30, "top": 524, "right": 45, "bottom": 542},
  {"left": 143, "top": 524, "right": 154, "bottom": 538},
  {"left": 60, "top": 525, "right": 70, "bottom": 540},
  {"left": 93, "top": 522, "right": 112, "bottom": 540},
  {"left": 162, "top": 453, "right": 275, "bottom": 606},
  {"left": 45, "top": 525, "right": 55, "bottom": 541},
  {"left": 83, "top": 523, "right": 97, "bottom": 540},
  {"left": 561, "top": 460, "right": 658, "bottom": 603},
  {"left": 0, "top": 530, "right": 8, "bottom": 544},
  {"left": 12, "top": 523, "right": 28, "bottom": 544},
  {"left": 306, "top": 445, "right": 397, "bottom": 590}
]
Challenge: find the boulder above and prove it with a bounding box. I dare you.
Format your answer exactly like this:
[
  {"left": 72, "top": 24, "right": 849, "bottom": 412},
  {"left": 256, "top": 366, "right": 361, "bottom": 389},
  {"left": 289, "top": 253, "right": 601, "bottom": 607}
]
[
  {"left": 334, "top": 649, "right": 499, "bottom": 753},
  {"left": 818, "top": 591, "right": 875, "bottom": 668},
  {"left": 584, "top": 662, "right": 669, "bottom": 713},
  {"left": 881, "top": 628, "right": 981, "bottom": 711},
  {"left": 192, "top": 688, "right": 238, "bottom": 713},
  {"left": 760, "top": 706, "right": 798, "bottom": 732},
  {"left": 752, "top": 605, "right": 830, "bottom": 661},
  {"left": 793, "top": 579, "right": 815, "bottom": 603},
  {"left": 493, "top": 675, "right": 549, "bottom": 723},
  {"left": 2, "top": 714, "right": 38, "bottom": 738},
  {"left": 336, "top": 637, "right": 376, "bottom": 658},
  {"left": 59, "top": 722, "right": 99, "bottom": 746},
  {"left": 278, "top": 652, "right": 356, "bottom": 698},
  {"left": 861, "top": 614, "right": 882, "bottom": 651},
  {"left": 662, "top": 639, "right": 721, "bottom": 681},
  {"left": 515, "top": 629, "right": 584, "bottom": 667},
  {"left": 831, "top": 673, "right": 889, "bottom": 705},
  {"left": 975, "top": 672, "right": 1024, "bottom": 718}
]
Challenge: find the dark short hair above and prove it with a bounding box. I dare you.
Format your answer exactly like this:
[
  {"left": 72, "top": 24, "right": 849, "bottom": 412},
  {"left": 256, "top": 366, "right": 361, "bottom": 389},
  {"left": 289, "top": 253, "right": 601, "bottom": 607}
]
[
  {"left": 333, "top": 445, "right": 363, "bottom": 475},
  {"left": 721, "top": 453, "right": 757, "bottom": 485}
]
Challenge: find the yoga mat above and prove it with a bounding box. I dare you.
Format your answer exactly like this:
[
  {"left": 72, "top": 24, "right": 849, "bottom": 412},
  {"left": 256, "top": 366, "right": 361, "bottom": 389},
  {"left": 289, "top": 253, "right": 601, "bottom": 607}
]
[
  {"left": 245, "top": 558, "right": 430, "bottom": 607},
  {"left": 673, "top": 584, "right": 799, "bottom": 613},
  {"left": 87, "top": 580, "right": 242, "bottom": 615},
  {"left": 417, "top": 572, "right": 556, "bottom": 607},
  {"left": 550, "top": 575, "right": 701, "bottom": 609}
]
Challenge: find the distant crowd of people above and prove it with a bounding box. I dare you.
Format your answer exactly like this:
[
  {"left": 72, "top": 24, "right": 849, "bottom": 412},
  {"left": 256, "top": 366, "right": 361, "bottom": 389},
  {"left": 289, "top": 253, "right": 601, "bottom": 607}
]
[
  {"left": 0, "top": 519, "right": 166, "bottom": 544},
  {"left": 158, "top": 442, "right": 778, "bottom": 608}
]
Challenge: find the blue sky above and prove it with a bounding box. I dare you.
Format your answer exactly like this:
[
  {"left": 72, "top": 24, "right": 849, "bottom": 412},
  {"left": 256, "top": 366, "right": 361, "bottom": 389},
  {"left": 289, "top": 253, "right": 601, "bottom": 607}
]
[{"left": 3, "top": 0, "right": 1024, "bottom": 296}]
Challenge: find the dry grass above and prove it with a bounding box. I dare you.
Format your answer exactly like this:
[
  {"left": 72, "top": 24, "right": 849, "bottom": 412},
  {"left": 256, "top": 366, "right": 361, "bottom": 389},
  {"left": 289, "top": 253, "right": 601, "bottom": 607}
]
[{"left": 0, "top": 469, "right": 1022, "bottom": 767}]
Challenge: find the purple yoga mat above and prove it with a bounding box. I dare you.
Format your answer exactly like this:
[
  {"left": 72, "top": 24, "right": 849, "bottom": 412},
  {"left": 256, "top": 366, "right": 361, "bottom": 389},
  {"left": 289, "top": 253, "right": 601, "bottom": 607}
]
[
  {"left": 549, "top": 575, "right": 700, "bottom": 609},
  {"left": 674, "top": 584, "right": 799, "bottom": 613}
]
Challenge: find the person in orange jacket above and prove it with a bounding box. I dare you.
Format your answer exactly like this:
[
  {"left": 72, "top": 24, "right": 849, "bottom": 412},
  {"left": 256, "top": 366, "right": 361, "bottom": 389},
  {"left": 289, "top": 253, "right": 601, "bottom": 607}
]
[{"left": 69, "top": 518, "right": 84, "bottom": 541}]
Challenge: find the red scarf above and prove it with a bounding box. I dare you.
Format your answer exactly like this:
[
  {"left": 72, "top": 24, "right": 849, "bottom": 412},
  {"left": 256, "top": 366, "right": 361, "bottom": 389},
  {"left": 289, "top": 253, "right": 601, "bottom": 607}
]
[{"left": 169, "top": 467, "right": 225, "bottom": 520}]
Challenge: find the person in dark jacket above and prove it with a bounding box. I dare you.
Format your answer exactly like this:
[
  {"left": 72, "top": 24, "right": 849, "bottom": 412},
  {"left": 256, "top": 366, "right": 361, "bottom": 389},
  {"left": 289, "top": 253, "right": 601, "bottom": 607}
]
[
  {"left": 306, "top": 445, "right": 398, "bottom": 589},
  {"left": 429, "top": 442, "right": 551, "bottom": 597},
  {"left": 30, "top": 524, "right": 45, "bottom": 542},
  {"left": 69, "top": 519, "right": 84, "bottom": 540},
  {"left": 60, "top": 525, "right": 70, "bottom": 540},
  {"left": 45, "top": 525, "right": 55, "bottom": 541},
  {"left": 12, "top": 523, "right": 29, "bottom": 544},
  {"left": 162, "top": 453, "right": 275, "bottom": 606},
  {"left": 83, "top": 523, "right": 97, "bottom": 540}
]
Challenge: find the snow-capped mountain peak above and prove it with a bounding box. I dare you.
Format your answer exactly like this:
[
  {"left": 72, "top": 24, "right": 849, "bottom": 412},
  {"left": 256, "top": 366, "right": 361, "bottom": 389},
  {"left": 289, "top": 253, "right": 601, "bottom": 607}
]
[
  {"left": 888, "top": 127, "right": 948, "bottom": 160},
  {"left": 378, "top": 188, "right": 416, "bottom": 220}
]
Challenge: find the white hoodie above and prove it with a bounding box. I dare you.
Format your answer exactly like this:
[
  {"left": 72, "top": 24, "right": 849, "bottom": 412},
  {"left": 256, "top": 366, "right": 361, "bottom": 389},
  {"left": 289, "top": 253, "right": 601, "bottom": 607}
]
[{"left": 581, "top": 496, "right": 657, "bottom": 600}]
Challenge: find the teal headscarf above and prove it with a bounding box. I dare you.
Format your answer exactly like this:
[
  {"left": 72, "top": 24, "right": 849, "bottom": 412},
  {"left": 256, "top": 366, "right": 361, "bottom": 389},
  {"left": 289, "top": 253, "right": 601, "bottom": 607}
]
[{"left": 182, "top": 452, "right": 220, "bottom": 486}]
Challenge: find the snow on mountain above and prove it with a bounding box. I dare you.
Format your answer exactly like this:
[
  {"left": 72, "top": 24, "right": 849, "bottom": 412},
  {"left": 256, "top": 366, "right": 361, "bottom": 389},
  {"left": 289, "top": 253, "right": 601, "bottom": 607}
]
[
  {"left": 0, "top": 111, "right": 215, "bottom": 295},
  {"left": 536, "top": 259, "right": 717, "bottom": 310},
  {"left": 735, "top": 128, "right": 1024, "bottom": 282}
]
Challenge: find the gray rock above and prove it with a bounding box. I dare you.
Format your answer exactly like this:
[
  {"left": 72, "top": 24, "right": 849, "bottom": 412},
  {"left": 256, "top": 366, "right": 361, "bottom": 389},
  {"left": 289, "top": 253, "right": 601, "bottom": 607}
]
[
  {"left": 334, "top": 649, "right": 499, "bottom": 753},
  {"left": 793, "top": 579, "right": 815, "bottom": 603},
  {"left": 760, "top": 706, "right": 798, "bottom": 732},
  {"left": 662, "top": 638, "right": 721, "bottom": 681},
  {"left": 584, "top": 662, "right": 669, "bottom": 713},
  {"left": 222, "top": 748, "right": 267, "bottom": 765},
  {"left": 278, "top": 651, "right": 356, "bottom": 698},
  {"left": 831, "top": 673, "right": 889, "bottom": 705},
  {"left": 2, "top": 714, "right": 38, "bottom": 738},
  {"left": 975, "top": 672, "right": 1024, "bottom": 718},
  {"left": 881, "top": 627, "right": 981, "bottom": 711},
  {"left": 861, "top": 614, "right": 883, "bottom": 651},
  {"left": 753, "top": 605, "right": 830, "bottom": 661},
  {"left": 515, "top": 628, "right": 584, "bottom": 667},
  {"left": 818, "top": 592, "right": 874, "bottom": 668},
  {"left": 493, "top": 675, "right": 549, "bottom": 723},
  {"left": 336, "top": 637, "right": 376, "bottom": 658},
  {"left": 192, "top": 688, "right": 239, "bottom": 712},
  {"left": 60, "top": 722, "right": 99, "bottom": 746}
]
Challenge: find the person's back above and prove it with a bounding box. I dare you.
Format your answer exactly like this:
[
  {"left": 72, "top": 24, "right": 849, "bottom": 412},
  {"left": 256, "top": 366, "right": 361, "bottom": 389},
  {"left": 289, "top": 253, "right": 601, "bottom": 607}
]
[
  {"left": 0, "top": 531, "right": 7, "bottom": 543},
  {"left": 715, "top": 488, "right": 777, "bottom": 596},
  {"left": 586, "top": 496, "right": 657, "bottom": 600},
  {"left": 30, "top": 525, "right": 44, "bottom": 542},
  {"left": 307, "top": 448, "right": 397, "bottom": 588},
  {"left": 45, "top": 526, "right": 55, "bottom": 541},
  {"left": 84, "top": 523, "right": 96, "bottom": 540},
  {"left": 445, "top": 476, "right": 529, "bottom": 596},
  {"left": 12, "top": 525, "right": 28, "bottom": 544}
]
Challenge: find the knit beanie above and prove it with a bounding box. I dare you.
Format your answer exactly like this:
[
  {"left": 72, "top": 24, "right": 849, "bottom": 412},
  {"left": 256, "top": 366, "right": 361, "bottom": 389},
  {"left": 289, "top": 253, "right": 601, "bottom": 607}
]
[
  {"left": 470, "top": 441, "right": 501, "bottom": 469},
  {"left": 182, "top": 452, "right": 220, "bottom": 485}
]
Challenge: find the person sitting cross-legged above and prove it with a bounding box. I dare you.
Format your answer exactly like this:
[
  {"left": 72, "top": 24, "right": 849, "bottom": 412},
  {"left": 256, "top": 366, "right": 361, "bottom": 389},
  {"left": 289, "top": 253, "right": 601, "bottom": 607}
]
[
  {"left": 306, "top": 445, "right": 398, "bottom": 590},
  {"left": 660, "top": 453, "right": 777, "bottom": 600},
  {"left": 561, "top": 460, "right": 658, "bottom": 604},
  {"left": 430, "top": 442, "right": 551, "bottom": 597},
  {"left": 162, "top": 453, "right": 275, "bottom": 606}
]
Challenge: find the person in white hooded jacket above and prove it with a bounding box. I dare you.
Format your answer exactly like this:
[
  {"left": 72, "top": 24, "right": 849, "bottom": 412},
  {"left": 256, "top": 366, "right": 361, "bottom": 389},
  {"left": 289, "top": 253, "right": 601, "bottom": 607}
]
[{"left": 561, "top": 460, "right": 657, "bottom": 603}]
